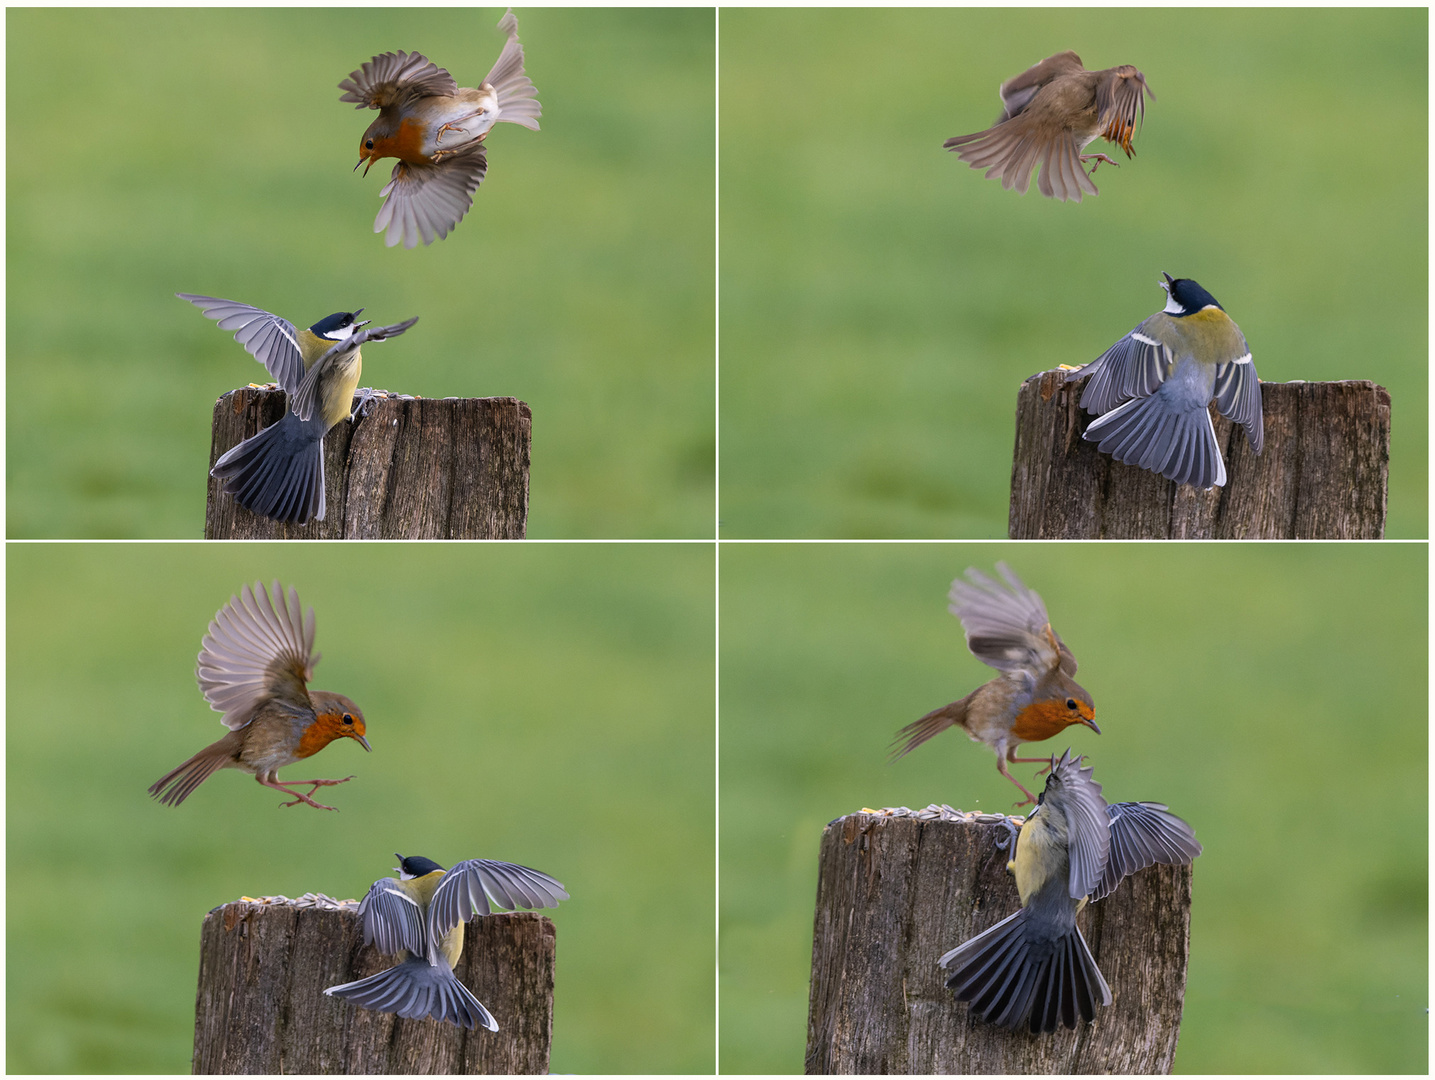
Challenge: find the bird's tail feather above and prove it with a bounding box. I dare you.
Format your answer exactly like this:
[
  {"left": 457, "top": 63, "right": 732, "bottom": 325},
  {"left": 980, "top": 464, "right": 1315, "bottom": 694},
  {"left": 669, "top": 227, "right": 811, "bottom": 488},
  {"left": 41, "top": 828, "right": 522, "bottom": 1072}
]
[
  {"left": 1084, "top": 392, "right": 1226, "bottom": 489},
  {"left": 941, "top": 907, "right": 1110, "bottom": 1033},
  {"left": 148, "top": 743, "right": 231, "bottom": 807},
  {"left": 212, "top": 411, "right": 327, "bottom": 524},
  {"left": 485, "top": 9, "right": 540, "bottom": 129},
  {"left": 326, "top": 957, "right": 497, "bottom": 1031}
]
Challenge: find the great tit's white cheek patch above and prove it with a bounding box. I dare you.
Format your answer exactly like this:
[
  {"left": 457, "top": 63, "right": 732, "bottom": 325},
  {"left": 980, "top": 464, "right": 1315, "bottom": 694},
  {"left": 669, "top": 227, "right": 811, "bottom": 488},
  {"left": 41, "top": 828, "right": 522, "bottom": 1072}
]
[{"left": 1162, "top": 293, "right": 1184, "bottom": 315}]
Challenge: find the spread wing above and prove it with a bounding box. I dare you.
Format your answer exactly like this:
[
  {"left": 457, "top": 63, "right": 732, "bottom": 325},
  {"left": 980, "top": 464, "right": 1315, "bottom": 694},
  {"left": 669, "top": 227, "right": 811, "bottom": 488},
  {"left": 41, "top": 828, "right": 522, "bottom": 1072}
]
[
  {"left": 1067, "top": 313, "right": 1174, "bottom": 415},
  {"left": 1090, "top": 801, "right": 1202, "bottom": 902},
  {"left": 195, "top": 581, "right": 316, "bottom": 729},
  {"left": 484, "top": 8, "right": 541, "bottom": 130},
  {"left": 177, "top": 294, "right": 304, "bottom": 396},
  {"left": 356, "top": 877, "right": 428, "bottom": 957},
  {"left": 997, "top": 50, "right": 1085, "bottom": 120},
  {"left": 1046, "top": 750, "right": 1110, "bottom": 900},
  {"left": 1096, "top": 66, "right": 1153, "bottom": 156},
  {"left": 339, "top": 50, "right": 457, "bottom": 108},
  {"left": 427, "top": 859, "right": 567, "bottom": 959},
  {"left": 1213, "top": 348, "right": 1262, "bottom": 454},
  {"left": 373, "top": 144, "right": 488, "bottom": 248},
  {"left": 949, "top": 563, "right": 1075, "bottom": 677}
]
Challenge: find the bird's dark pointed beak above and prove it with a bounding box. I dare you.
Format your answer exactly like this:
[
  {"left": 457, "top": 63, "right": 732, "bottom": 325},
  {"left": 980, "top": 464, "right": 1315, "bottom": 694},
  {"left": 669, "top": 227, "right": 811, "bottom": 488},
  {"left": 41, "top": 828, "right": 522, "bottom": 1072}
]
[
  {"left": 1083, "top": 717, "right": 1101, "bottom": 735},
  {"left": 356, "top": 734, "right": 372, "bottom": 751},
  {"left": 1161, "top": 271, "right": 1175, "bottom": 289}
]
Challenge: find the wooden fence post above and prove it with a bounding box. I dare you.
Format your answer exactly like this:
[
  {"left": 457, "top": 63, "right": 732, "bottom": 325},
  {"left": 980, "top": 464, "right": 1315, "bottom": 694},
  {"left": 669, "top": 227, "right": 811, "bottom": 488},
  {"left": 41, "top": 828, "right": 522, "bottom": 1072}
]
[
  {"left": 805, "top": 810, "right": 1193, "bottom": 1074},
  {"left": 1008, "top": 371, "right": 1390, "bottom": 538},
  {"left": 192, "top": 896, "right": 555, "bottom": 1074},
  {"left": 205, "top": 387, "right": 531, "bottom": 539}
]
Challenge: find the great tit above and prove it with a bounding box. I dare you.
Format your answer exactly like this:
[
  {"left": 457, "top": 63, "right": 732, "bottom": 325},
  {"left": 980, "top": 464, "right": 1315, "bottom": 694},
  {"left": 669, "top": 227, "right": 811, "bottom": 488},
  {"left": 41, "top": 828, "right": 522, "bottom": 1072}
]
[
  {"left": 944, "top": 52, "right": 1153, "bottom": 202},
  {"left": 341, "top": 8, "right": 540, "bottom": 248},
  {"left": 325, "top": 853, "right": 568, "bottom": 1030},
  {"left": 892, "top": 564, "right": 1097, "bottom": 807},
  {"left": 939, "top": 749, "right": 1201, "bottom": 1033},
  {"left": 1064, "top": 273, "right": 1262, "bottom": 489},
  {"left": 179, "top": 294, "right": 418, "bottom": 524}
]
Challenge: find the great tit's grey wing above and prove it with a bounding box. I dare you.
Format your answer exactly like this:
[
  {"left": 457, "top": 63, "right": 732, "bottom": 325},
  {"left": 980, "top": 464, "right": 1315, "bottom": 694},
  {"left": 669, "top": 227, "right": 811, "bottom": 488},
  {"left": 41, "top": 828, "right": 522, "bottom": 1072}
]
[
  {"left": 949, "top": 563, "right": 1069, "bottom": 677},
  {"left": 996, "top": 51, "right": 1085, "bottom": 120},
  {"left": 373, "top": 145, "right": 488, "bottom": 249},
  {"left": 427, "top": 859, "right": 567, "bottom": 955},
  {"left": 483, "top": 9, "right": 541, "bottom": 130},
  {"left": 1212, "top": 348, "right": 1262, "bottom": 455},
  {"left": 178, "top": 294, "right": 305, "bottom": 397},
  {"left": 1091, "top": 801, "right": 1202, "bottom": 902},
  {"left": 1096, "top": 65, "right": 1153, "bottom": 155},
  {"left": 339, "top": 50, "right": 457, "bottom": 108},
  {"left": 195, "top": 581, "right": 316, "bottom": 728},
  {"left": 1046, "top": 750, "right": 1110, "bottom": 899},
  {"left": 290, "top": 318, "right": 419, "bottom": 423},
  {"left": 355, "top": 877, "right": 429, "bottom": 956},
  {"left": 1067, "top": 315, "right": 1172, "bottom": 415}
]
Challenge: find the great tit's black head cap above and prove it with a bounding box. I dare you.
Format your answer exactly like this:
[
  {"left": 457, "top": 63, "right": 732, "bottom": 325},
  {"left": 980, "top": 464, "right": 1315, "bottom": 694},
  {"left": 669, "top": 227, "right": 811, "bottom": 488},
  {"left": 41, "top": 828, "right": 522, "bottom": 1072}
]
[
  {"left": 309, "top": 309, "right": 365, "bottom": 339},
  {"left": 1160, "top": 272, "right": 1223, "bottom": 315},
  {"left": 397, "top": 853, "right": 446, "bottom": 877}
]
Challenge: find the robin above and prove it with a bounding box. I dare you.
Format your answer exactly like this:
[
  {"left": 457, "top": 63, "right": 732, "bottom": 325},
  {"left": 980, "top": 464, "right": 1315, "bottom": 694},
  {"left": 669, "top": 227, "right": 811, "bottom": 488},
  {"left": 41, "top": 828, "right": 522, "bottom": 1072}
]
[
  {"left": 940, "top": 749, "right": 1202, "bottom": 1032},
  {"left": 1064, "top": 272, "right": 1262, "bottom": 489},
  {"left": 944, "top": 51, "right": 1153, "bottom": 201},
  {"left": 326, "top": 853, "right": 568, "bottom": 1030},
  {"left": 892, "top": 564, "right": 1098, "bottom": 806},
  {"left": 341, "top": 8, "right": 540, "bottom": 248},
  {"left": 148, "top": 581, "right": 370, "bottom": 810},
  {"left": 178, "top": 293, "right": 418, "bottom": 525}
]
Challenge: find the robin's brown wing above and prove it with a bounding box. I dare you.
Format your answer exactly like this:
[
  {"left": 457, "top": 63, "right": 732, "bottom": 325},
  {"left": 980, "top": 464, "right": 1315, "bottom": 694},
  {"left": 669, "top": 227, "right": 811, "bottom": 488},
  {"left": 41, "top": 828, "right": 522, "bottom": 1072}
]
[
  {"left": 944, "top": 107, "right": 1099, "bottom": 202},
  {"left": 196, "top": 581, "right": 318, "bottom": 728},
  {"left": 1095, "top": 65, "right": 1153, "bottom": 155},
  {"left": 373, "top": 143, "right": 488, "bottom": 248},
  {"left": 340, "top": 50, "right": 458, "bottom": 109},
  {"left": 949, "top": 564, "right": 1074, "bottom": 677},
  {"left": 996, "top": 50, "right": 1086, "bottom": 120}
]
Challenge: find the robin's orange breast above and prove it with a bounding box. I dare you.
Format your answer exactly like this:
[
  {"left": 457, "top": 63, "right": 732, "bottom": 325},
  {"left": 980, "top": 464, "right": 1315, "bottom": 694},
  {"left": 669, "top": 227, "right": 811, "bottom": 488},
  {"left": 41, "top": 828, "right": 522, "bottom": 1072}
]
[
  {"left": 372, "top": 116, "right": 433, "bottom": 165},
  {"left": 1011, "top": 699, "right": 1084, "bottom": 742}
]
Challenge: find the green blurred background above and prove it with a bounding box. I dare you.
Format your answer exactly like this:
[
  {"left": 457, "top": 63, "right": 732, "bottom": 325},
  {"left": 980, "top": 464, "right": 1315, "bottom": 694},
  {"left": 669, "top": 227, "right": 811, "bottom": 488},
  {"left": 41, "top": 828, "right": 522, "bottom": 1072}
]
[
  {"left": 719, "top": 543, "right": 1427, "bottom": 1072},
  {"left": 719, "top": 9, "right": 1427, "bottom": 538},
  {"left": 7, "top": 8, "right": 714, "bottom": 539},
  {"left": 7, "top": 543, "right": 715, "bottom": 1072}
]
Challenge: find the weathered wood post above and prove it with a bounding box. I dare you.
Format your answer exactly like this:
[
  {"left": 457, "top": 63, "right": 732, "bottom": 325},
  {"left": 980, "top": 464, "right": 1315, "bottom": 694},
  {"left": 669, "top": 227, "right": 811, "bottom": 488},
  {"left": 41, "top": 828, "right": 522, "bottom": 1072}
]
[
  {"left": 206, "top": 387, "right": 531, "bottom": 539},
  {"left": 193, "top": 896, "right": 556, "bottom": 1074},
  {"left": 1009, "top": 370, "right": 1390, "bottom": 538},
  {"left": 805, "top": 810, "right": 1193, "bottom": 1074}
]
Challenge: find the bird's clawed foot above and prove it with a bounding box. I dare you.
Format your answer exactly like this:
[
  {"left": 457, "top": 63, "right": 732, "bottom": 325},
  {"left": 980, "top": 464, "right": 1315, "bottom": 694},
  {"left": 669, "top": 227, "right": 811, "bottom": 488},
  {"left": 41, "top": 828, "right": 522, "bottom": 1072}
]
[
  {"left": 1080, "top": 152, "right": 1120, "bottom": 175},
  {"left": 269, "top": 775, "right": 356, "bottom": 811},
  {"left": 349, "top": 388, "right": 377, "bottom": 421}
]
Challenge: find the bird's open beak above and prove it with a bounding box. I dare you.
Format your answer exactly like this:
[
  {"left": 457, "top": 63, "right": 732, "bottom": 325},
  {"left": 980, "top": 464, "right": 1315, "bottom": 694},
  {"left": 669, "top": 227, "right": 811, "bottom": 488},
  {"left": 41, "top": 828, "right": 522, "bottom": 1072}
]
[{"left": 356, "top": 156, "right": 377, "bottom": 177}]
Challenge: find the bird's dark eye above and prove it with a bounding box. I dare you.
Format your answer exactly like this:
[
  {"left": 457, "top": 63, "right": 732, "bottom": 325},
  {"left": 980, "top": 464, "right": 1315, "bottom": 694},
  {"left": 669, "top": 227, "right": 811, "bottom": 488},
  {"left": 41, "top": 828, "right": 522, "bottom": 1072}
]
[
  {"left": 365, "top": 139, "right": 374, "bottom": 149},
  {"left": 1066, "top": 698, "right": 1078, "bottom": 710},
  {"left": 342, "top": 713, "right": 354, "bottom": 725}
]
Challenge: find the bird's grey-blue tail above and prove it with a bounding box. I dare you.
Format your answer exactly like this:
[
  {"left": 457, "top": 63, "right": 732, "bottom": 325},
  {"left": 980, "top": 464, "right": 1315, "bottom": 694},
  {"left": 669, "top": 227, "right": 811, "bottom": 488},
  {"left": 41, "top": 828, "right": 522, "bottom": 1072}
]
[
  {"left": 939, "top": 906, "right": 1110, "bottom": 1033},
  {"left": 211, "top": 410, "right": 327, "bottom": 525},
  {"left": 325, "top": 957, "right": 497, "bottom": 1031},
  {"left": 1081, "top": 388, "right": 1226, "bottom": 489}
]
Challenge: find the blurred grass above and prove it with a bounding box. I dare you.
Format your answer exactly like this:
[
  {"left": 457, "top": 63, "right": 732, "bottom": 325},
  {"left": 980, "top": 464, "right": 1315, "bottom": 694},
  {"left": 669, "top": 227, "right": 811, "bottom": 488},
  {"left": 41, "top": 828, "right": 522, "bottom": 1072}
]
[
  {"left": 718, "top": 543, "right": 1426, "bottom": 1072},
  {"left": 718, "top": 9, "right": 1427, "bottom": 538},
  {"left": 7, "top": 543, "right": 715, "bottom": 1073},
  {"left": 6, "top": 8, "right": 715, "bottom": 538}
]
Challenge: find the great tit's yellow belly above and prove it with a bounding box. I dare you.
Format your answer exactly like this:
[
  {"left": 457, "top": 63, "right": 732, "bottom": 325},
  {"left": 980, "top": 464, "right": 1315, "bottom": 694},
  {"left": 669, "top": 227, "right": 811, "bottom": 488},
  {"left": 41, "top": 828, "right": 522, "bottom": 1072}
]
[
  {"left": 318, "top": 349, "right": 363, "bottom": 429},
  {"left": 1011, "top": 809, "right": 1067, "bottom": 905}
]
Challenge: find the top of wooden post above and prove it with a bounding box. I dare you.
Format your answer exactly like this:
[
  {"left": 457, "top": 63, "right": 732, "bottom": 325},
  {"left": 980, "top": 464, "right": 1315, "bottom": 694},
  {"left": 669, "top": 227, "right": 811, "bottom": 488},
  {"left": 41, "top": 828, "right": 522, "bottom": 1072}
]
[
  {"left": 206, "top": 387, "right": 531, "bottom": 539},
  {"left": 1010, "top": 371, "right": 1390, "bottom": 538},
  {"left": 807, "top": 810, "right": 1193, "bottom": 1074}
]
